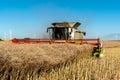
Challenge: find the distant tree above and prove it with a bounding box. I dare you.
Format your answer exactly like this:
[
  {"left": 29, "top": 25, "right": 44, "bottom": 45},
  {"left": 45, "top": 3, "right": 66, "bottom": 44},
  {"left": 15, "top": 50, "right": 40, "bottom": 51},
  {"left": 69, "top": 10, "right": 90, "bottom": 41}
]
[{"left": 0, "top": 38, "right": 3, "bottom": 41}]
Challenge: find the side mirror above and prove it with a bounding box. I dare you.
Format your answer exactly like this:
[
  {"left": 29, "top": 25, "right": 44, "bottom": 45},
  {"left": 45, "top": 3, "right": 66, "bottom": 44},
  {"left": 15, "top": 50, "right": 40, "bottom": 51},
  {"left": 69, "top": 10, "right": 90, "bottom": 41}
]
[
  {"left": 47, "top": 28, "right": 48, "bottom": 33},
  {"left": 47, "top": 27, "right": 50, "bottom": 33},
  {"left": 47, "top": 27, "right": 52, "bottom": 33},
  {"left": 83, "top": 32, "right": 86, "bottom": 36}
]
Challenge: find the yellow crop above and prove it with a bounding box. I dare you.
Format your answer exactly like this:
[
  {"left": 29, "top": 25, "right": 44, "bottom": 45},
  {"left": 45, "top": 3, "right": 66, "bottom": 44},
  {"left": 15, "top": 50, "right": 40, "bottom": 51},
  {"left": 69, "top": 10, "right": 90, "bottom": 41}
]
[{"left": 0, "top": 41, "right": 120, "bottom": 80}]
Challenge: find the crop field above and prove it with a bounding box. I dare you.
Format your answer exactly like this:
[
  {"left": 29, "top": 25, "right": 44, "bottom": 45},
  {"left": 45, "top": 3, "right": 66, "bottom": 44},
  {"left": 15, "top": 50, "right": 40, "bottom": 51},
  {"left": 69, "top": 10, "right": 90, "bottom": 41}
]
[{"left": 0, "top": 41, "right": 120, "bottom": 80}]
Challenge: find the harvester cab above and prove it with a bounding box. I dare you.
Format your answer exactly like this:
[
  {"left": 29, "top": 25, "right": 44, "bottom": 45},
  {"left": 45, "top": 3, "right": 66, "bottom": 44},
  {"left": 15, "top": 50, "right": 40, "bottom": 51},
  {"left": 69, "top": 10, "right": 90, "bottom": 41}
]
[{"left": 47, "top": 22, "right": 86, "bottom": 40}]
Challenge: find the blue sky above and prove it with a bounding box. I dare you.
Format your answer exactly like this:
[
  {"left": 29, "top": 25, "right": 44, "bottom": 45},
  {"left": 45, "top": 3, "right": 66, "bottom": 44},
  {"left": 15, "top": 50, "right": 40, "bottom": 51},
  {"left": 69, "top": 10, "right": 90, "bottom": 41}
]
[{"left": 0, "top": 0, "right": 120, "bottom": 39}]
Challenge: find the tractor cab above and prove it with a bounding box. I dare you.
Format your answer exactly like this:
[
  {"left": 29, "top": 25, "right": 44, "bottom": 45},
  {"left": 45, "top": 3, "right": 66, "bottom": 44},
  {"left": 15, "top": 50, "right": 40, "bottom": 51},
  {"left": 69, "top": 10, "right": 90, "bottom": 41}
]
[{"left": 47, "top": 22, "right": 86, "bottom": 40}]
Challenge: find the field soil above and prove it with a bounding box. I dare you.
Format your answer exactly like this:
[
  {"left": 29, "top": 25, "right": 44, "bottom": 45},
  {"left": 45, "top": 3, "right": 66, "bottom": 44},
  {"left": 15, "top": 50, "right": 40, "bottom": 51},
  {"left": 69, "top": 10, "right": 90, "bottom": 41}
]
[{"left": 103, "top": 40, "right": 120, "bottom": 48}]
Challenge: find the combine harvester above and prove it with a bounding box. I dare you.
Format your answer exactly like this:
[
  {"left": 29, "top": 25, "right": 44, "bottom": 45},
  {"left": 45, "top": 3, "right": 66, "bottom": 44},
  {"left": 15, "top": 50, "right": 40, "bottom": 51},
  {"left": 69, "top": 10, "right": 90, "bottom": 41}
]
[{"left": 12, "top": 22, "right": 104, "bottom": 57}]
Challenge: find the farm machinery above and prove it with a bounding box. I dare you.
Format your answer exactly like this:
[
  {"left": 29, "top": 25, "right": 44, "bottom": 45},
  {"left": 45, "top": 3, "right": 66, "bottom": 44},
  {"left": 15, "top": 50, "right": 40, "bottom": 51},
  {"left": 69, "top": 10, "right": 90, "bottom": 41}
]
[{"left": 12, "top": 22, "right": 104, "bottom": 57}]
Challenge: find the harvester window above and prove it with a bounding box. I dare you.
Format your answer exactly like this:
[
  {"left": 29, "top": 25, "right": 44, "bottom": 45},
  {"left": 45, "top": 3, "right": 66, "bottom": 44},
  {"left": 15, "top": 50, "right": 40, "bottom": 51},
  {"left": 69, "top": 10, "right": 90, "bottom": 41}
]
[{"left": 52, "top": 27, "right": 68, "bottom": 40}]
